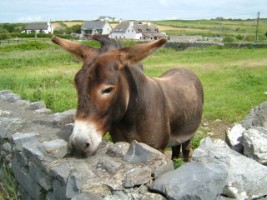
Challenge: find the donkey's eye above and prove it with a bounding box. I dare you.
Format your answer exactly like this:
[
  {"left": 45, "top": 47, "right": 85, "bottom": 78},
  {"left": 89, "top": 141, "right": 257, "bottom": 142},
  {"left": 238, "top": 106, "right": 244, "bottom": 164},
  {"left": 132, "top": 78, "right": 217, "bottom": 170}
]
[{"left": 102, "top": 87, "right": 114, "bottom": 94}]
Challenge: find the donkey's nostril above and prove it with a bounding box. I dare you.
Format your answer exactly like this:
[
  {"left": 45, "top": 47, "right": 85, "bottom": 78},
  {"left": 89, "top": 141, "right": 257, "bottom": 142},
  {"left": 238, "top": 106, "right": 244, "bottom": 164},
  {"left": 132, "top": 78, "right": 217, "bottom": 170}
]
[{"left": 85, "top": 142, "right": 90, "bottom": 148}]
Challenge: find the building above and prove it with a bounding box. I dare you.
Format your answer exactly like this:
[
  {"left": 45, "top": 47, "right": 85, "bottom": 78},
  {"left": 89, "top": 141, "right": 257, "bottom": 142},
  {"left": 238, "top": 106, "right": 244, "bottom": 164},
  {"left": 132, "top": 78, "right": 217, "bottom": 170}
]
[
  {"left": 23, "top": 21, "right": 53, "bottom": 34},
  {"left": 109, "top": 21, "right": 166, "bottom": 40},
  {"left": 98, "top": 16, "right": 116, "bottom": 22},
  {"left": 81, "top": 21, "right": 112, "bottom": 36}
]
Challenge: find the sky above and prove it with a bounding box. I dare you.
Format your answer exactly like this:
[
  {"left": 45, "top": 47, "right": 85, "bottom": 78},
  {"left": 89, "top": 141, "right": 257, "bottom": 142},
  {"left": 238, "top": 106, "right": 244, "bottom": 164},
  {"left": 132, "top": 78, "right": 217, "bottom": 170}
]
[{"left": 0, "top": 0, "right": 266, "bottom": 23}]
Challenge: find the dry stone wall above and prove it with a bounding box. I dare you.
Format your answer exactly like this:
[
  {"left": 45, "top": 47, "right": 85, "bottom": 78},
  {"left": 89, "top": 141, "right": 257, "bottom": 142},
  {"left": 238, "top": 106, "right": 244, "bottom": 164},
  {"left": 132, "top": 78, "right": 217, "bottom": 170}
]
[
  {"left": 1, "top": 90, "right": 267, "bottom": 200},
  {"left": 0, "top": 90, "right": 169, "bottom": 200}
]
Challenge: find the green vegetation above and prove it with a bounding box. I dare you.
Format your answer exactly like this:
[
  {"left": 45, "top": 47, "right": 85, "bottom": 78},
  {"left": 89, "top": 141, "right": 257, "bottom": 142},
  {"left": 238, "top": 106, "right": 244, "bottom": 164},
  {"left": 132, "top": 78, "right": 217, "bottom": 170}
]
[
  {"left": 0, "top": 40, "right": 266, "bottom": 122},
  {"left": 154, "top": 19, "right": 267, "bottom": 42},
  {"left": 0, "top": 165, "right": 17, "bottom": 200},
  {"left": 173, "top": 158, "right": 185, "bottom": 169}
]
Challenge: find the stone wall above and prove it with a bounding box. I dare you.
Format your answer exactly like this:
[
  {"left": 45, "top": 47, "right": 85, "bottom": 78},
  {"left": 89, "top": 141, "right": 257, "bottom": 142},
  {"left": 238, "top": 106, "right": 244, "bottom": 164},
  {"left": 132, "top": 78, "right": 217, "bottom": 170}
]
[{"left": 1, "top": 90, "right": 267, "bottom": 200}]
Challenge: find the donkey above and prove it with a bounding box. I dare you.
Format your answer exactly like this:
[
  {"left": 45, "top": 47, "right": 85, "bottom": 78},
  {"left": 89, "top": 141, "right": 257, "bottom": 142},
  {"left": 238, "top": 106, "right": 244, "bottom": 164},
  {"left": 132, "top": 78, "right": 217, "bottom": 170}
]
[{"left": 52, "top": 35, "right": 204, "bottom": 160}]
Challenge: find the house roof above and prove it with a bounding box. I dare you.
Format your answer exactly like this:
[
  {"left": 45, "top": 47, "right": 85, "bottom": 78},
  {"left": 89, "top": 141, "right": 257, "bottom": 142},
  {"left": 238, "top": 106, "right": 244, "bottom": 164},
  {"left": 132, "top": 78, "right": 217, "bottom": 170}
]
[
  {"left": 112, "top": 21, "right": 162, "bottom": 37},
  {"left": 81, "top": 21, "right": 107, "bottom": 30},
  {"left": 112, "top": 21, "right": 142, "bottom": 33},
  {"left": 24, "top": 23, "right": 48, "bottom": 30}
]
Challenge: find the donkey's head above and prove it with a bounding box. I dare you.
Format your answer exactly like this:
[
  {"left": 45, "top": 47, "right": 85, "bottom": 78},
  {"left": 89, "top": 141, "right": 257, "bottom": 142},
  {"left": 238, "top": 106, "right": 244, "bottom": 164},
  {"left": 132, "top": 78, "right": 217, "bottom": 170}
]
[{"left": 52, "top": 36, "right": 167, "bottom": 156}]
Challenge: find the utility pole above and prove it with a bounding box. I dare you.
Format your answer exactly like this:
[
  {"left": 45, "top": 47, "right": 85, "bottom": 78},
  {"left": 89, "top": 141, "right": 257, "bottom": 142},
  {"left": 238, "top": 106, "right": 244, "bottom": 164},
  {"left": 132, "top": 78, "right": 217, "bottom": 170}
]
[{"left": 255, "top": 11, "right": 260, "bottom": 42}]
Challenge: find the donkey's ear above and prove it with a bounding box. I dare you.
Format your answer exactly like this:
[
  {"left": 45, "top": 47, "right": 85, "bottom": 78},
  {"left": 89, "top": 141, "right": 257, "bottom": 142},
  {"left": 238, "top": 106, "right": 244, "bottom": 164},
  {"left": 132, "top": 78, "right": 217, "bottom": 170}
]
[
  {"left": 52, "top": 36, "right": 97, "bottom": 61},
  {"left": 119, "top": 38, "right": 167, "bottom": 65}
]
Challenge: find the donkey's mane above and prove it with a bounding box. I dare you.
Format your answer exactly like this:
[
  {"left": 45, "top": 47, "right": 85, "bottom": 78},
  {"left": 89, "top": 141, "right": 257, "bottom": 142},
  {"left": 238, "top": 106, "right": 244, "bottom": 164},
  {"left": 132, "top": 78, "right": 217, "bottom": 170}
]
[{"left": 90, "top": 35, "right": 123, "bottom": 53}]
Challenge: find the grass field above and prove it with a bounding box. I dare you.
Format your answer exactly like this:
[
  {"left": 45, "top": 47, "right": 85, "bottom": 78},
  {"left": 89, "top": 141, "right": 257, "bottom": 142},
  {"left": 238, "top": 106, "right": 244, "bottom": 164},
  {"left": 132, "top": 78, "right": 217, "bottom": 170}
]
[
  {"left": 154, "top": 19, "right": 267, "bottom": 42},
  {"left": 0, "top": 40, "right": 266, "bottom": 124}
]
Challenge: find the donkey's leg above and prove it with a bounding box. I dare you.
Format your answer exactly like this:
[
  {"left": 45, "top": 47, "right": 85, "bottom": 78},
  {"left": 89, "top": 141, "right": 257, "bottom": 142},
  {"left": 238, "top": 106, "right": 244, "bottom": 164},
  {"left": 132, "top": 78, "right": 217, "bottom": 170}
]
[
  {"left": 171, "top": 145, "right": 181, "bottom": 160},
  {"left": 182, "top": 139, "right": 192, "bottom": 162}
]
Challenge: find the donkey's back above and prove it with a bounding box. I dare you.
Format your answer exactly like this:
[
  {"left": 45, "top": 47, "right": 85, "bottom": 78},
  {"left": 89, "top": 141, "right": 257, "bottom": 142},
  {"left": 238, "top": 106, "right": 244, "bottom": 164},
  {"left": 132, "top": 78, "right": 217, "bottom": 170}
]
[{"left": 156, "top": 68, "right": 204, "bottom": 159}]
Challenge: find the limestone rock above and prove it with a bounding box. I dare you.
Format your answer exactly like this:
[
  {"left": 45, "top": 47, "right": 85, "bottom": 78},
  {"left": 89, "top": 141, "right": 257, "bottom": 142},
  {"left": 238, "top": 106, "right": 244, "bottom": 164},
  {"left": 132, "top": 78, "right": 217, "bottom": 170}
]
[
  {"left": 0, "top": 109, "right": 12, "bottom": 117},
  {"left": 107, "top": 142, "right": 130, "bottom": 157},
  {"left": 193, "top": 137, "right": 267, "bottom": 198},
  {"left": 53, "top": 109, "right": 76, "bottom": 125},
  {"left": 242, "top": 101, "right": 267, "bottom": 129},
  {"left": 72, "top": 192, "right": 103, "bottom": 200},
  {"left": 243, "top": 127, "right": 267, "bottom": 165},
  {"left": 0, "top": 117, "right": 25, "bottom": 139},
  {"left": 25, "top": 101, "right": 46, "bottom": 110},
  {"left": 42, "top": 139, "right": 68, "bottom": 159},
  {"left": 225, "top": 123, "right": 246, "bottom": 153},
  {"left": 123, "top": 166, "right": 152, "bottom": 188},
  {"left": 124, "top": 140, "right": 167, "bottom": 164},
  {"left": 151, "top": 161, "right": 227, "bottom": 200}
]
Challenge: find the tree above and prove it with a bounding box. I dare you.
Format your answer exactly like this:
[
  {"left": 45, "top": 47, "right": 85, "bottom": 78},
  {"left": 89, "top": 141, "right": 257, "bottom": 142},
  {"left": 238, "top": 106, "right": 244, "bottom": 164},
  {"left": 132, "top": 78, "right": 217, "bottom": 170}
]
[{"left": 0, "top": 28, "right": 10, "bottom": 40}]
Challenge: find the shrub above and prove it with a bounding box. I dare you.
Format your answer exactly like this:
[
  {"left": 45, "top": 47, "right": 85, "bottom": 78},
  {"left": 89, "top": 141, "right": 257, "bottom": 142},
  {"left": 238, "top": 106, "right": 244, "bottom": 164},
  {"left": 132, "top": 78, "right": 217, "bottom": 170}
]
[
  {"left": 222, "top": 36, "right": 235, "bottom": 43},
  {"left": 0, "top": 28, "right": 10, "bottom": 40},
  {"left": 0, "top": 41, "right": 50, "bottom": 52},
  {"left": 173, "top": 158, "right": 185, "bottom": 169}
]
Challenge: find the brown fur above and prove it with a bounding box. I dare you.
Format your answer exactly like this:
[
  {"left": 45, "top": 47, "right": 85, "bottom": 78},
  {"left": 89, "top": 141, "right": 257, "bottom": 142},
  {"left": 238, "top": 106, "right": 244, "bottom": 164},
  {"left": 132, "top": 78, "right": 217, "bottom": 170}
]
[{"left": 52, "top": 35, "right": 204, "bottom": 160}]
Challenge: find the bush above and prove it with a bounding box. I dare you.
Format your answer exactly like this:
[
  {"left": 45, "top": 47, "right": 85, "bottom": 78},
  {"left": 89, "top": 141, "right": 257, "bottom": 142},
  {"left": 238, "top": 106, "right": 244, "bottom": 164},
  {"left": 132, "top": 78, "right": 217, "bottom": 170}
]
[
  {"left": 0, "top": 28, "right": 10, "bottom": 40},
  {"left": 0, "top": 41, "right": 50, "bottom": 52},
  {"left": 236, "top": 34, "right": 243, "bottom": 40},
  {"left": 222, "top": 36, "right": 235, "bottom": 43}
]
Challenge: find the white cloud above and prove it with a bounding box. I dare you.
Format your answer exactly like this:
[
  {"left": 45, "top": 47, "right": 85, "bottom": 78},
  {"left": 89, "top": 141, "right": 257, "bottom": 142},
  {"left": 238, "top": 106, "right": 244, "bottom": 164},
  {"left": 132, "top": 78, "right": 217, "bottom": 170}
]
[{"left": 17, "top": 16, "right": 43, "bottom": 22}]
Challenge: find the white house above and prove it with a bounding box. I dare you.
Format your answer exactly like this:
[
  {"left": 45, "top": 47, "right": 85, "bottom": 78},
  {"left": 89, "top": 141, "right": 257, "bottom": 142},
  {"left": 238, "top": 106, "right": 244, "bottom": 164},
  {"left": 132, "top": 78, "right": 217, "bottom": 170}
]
[
  {"left": 109, "top": 21, "right": 165, "bottom": 40},
  {"left": 81, "top": 21, "right": 112, "bottom": 35},
  {"left": 23, "top": 21, "right": 53, "bottom": 34}
]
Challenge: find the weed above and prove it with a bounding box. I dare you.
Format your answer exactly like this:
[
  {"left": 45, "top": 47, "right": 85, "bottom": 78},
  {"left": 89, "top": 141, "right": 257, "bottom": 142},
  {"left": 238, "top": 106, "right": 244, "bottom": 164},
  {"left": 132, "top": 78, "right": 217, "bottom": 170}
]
[
  {"left": 191, "top": 134, "right": 204, "bottom": 150},
  {"left": 173, "top": 158, "right": 185, "bottom": 169},
  {"left": 0, "top": 165, "right": 17, "bottom": 200}
]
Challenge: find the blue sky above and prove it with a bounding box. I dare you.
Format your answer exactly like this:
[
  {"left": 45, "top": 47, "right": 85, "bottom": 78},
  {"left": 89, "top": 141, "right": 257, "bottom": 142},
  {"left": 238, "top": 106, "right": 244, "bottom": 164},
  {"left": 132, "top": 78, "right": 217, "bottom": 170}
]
[{"left": 0, "top": 0, "right": 266, "bottom": 23}]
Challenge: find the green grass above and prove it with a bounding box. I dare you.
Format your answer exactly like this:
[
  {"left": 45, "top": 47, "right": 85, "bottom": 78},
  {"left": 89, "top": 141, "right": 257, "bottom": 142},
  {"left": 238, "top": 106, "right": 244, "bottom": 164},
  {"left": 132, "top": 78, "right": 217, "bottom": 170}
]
[
  {"left": 0, "top": 41, "right": 266, "bottom": 122},
  {"left": 154, "top": 19, "right": 267, "bottom": 42},
  {"left": 0, "top": 165, "right": 17, "bottom": 200}
]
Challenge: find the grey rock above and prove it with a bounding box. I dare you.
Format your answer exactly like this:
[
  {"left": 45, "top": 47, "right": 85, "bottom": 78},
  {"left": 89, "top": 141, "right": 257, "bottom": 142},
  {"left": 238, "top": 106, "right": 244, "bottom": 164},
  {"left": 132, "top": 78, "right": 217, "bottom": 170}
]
[
  {"left": 66, "top": 170, "right": 97, "bottom": 198},
  {"left": 35, "top": 108, "right": 52, "bottom": 114},
  {"left": 72, "top": 192, "right": 103, "bottom": 200},
  {"left": 111, "top": 191, "right": 129, "bottom": 200},
  {"left": 50, "top": 159, "right": 95, "bottom": 184},
  {"left": 12, "top": 158, "right": 44, "bottom": 200},
  {"left": 123, "top": 166, "right": 152, "bottom": 188},
  {"left": 97, "top": 156, "right": 123, "bottom": 175},
  {"left": 0, "top": 109, "right": 12, "bottom": 117},
  {"left": 5, "top": 93, "right": 21, "bottom": 102},
  {"left": 29, "top": 161, "right": 52, "bottom": 190},
  {"left": 153, "top": 161, "right": 174, "bottom": 178},
  {"left": 11, "top": 132, "right": 38, "bottom": 151},
  {"left": 124, "top": 140, "right": 167, "bottom": 164},
  {"left": 53, "top": 109, "right": 76, "bottom": 125},
  {"left": 22, "top": 139, "right": 50, "bottom": 166},
  {"left": 222, "top": 183, "right": 248, "bottom": 199},
  {"left": 0, "top": 90, "right": 12, "bottom": 95},
  {"left": 225, "top": 123, "right": 246, "bottom": 153},
  {"left": 242, "top": 101, "right": 267, "bottom": 129},
  {"left": 107, "top": 142, "right": 130, "bottom": 157},
  {"left": 243, "top": 127, "right": 267, "bottom": 165},
  {"left": 25, "top": 101, "right": 46, "bottom": 110},
  {"left": 140, "top": 192, "right": 166, "bottom": 200},
  {"left": 2, "top": 142, "right": 12, "bottom": 152},
  {"left": 52, "top": 180, "right": 67, "bottom": 200},
  {"left": 151, "top": 161, "right": 227, "bottom": 200},
  {"left": 193, "top": 137, "right": 267, "bottom": 198},
  {"left": 0, "top": 117, "right": 25, "bottom": 139},
  {"left": 81, "top": 181, "right": 112, "bottom": 197},
  {"left": 42, "top": 139, "right": 68, "bottom": 159},
  {"left": 14, "top": 151, "right": 28, "bottom": 167},
  {"left": 15, "top": 99, "right": 30, "bottom": 106}
]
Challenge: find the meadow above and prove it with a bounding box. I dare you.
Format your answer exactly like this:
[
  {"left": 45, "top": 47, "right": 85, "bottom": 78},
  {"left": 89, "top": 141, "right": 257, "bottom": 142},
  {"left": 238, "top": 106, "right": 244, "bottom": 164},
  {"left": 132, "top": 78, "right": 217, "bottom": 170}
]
[
  {"left": 154, "top": 19, "right": 267, "bottom": 42},
  {"left": 0, "top": 40, "right": 266, "bottom": 125}
]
